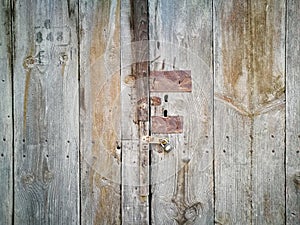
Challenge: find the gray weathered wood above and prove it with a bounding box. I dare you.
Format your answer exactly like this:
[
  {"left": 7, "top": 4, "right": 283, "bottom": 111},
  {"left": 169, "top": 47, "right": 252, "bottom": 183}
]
[
  {"left": 251, "top": 1, "right": 286, "bottom": 224},
  {"left": 214, "top": 0, "right": 286, "bottom": 224},
  {"left": 149, "top": 0, "right": 213, "bottom": 224},
  {"left": 79, "top": 0, "right": 121, "bottom": 224},
  {"left": 121, "top": 0, "right": 150, "bottom": 223},
  {"left": 13, "top": 0, "right": 79, "bottom": 224},
  {"left": 0, "top": 0, "right": 13, "bottom": 224},
  {"left": 286, "top": 0, "right": 300, "bottom": 224}
]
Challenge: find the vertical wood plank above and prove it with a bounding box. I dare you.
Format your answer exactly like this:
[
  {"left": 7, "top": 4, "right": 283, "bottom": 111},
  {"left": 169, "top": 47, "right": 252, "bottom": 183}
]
[
  {"left": 251, "top": 1, "right": 286, "bottom": 224},
  {"left": 121, "top": 0, "right": 150, "bottom": 223},
  {"left": 214, "top": 0, "right": 286, "bottom": 224},
  {"left": 0, "top": 0, "right": 13, "bottom": 224},
  {"left": 286, "top": 0, "right": 300, "bottom": 224},
  {"left": 13, "top": 0, "right": 79, "bottom": 224},
  {"left": 79, "top": 0, "right": 121, "bottom": 224},
  {"left": 149, "top": 0, "right": 213, "bottom": 224}
]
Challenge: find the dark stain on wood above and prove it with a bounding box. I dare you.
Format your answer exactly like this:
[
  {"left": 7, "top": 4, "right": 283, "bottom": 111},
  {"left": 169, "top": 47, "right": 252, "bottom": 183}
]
[
  {"left": 151, "top": 116, "right": 183, "bottom": 134},
  {"left": 22, "top": 70, "right": 31, "bottom": 134},
  {"left": 150, "top": 70, "right": 192, "bottom": 92},
  {"left": 263, "top": 192, "right": 271, "bottom": 223},
  {"left": 130, "top": 0, "right": 149, "bottom": 122},
  {"left": 221, "top": 0, "right": 246, "bottom": 101},
  {"left": 293, "top": 172, "right": 300, "bottom": 189},
  {"left": 67, "top": 0, "right": 76, "bottom": 18},
  {"left": 221, "top": 0, "right": 284, "bottom": 110}
]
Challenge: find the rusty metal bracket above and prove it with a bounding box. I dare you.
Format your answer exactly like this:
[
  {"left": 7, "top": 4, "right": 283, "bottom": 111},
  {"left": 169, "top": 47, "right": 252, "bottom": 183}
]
[
  {"left": 142, "top": 136, "right": 172, "bottom": 152},
  {"left": 151, "top": 116, "right": 183, "bottom": 134},
  {"left": 150, "top": 70, "right": 192, "bottom": 92}
]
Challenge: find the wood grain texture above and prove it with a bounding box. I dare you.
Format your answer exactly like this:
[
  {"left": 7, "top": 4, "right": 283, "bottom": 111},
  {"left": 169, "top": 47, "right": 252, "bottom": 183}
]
[
  {"left": 13, "top": 0, "right": 79, "bottom": 224},
  {"left": 79, "top": 0, "right": 121, "bottom": 224},
  {"left": 0, "top": 0, "right": 13, "bottom": 224},
  {"left": 251, "top": 1, "right": 286, "bottom": 224},
  {"left": 149, "top": 0, "right": 213, "bottom": 224},
  {"left": 286, "top": 0, "right": 300, "bottom": 224},
  {"left": 214, "top": 0, "right": 286, "bottom": 224},
  {"left": 121, "top": 0, "right": 150, "bottom": 223}
]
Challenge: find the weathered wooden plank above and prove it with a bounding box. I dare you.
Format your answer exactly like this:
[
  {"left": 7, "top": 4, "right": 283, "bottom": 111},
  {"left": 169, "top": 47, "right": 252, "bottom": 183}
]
[
  {"left": 0, "top": 0, "right": 13, "bottom": 224},
  {"left": 214, "top": 0, "right": 286, "bottom": 224},
  {"left": 286, "top": 0, "right": 300, "bottom": 224},
  {"left": 214, "top": 0, "right": 256, "bottom": 223},
  {"left": 13, "top": 0, "right": 79, "bottom": 224},
  {"left": 79, "top": 0, "right": 121, "bottom": 224},
  {"left": 149, "top": 0, "right": 213, "bottom": 224},
  {"left": 121, "top": 0, "right": 150, "bottom": 223},
  {"left": 251, "top": 1, "right": 286, "bottom": 224}
]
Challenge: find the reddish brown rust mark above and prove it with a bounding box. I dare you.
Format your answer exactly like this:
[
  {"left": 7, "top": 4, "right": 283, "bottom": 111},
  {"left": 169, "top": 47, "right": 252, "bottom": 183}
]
[
  {"left": 150, "top": 70, "right": 192, "bottom": 92},
  {"left": 151, "top": 116, "right": 183, "bottom": 134},
  {"left": 150, "top": 96, "right": 161, "bottom": 106}
]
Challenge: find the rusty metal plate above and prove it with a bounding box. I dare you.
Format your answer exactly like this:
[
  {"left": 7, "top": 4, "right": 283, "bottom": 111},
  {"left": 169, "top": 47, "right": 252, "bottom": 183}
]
[
  {"left": 151, "top": 116, "right": 183, "bottom": 134},
  {"left": 150, "top": 70, "right": 192, "bottom": 92}
]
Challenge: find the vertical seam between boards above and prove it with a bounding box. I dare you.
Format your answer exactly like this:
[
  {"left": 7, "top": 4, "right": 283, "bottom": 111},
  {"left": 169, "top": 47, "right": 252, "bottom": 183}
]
[
  {"left": 284, "top": 0, "right": 288, "bottom": 224},
  {"left": 77, "top": 0, "right": 81, "bottom": 224},
  {"left": 147, "top": 0, "right": 152, "bottom": 224},
  {"left": 212, "top": 0, "right": 216, "bottom": 223},
  {"left": 10, "top": 0, "right": 15, "bottom": 224},
  {"left": 119, "top": 0, "right": 122, "bottom": 222}
]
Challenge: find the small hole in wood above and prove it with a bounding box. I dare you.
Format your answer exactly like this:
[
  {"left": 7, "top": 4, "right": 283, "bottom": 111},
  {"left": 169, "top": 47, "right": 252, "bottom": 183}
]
[
  {"left": 296, "top": 151, "right": 299, "bottom": 154},
  {"left": 1, "top": 153, "right": 4, "bottom": 157},
  {"left": 23, "top": 154, "right": 26, "bottom": 158},
  {"left": 3, "top": 138, "right": 6, "bottom": 142},
  {"left": 67, "top": 140, "right": 70, "bottom": 144},
  {"left": 271, "top": 134, "right": 274, "bottom": 138},
  {"left": 226, "top": 136, "right": 229, "bottom": 140},
  {"left": 164, "top": 95, "right": 168, "bottom": 102},
  {"left": 272, "top": 149, "right": 275, "bottom": 153},
  {"left": 46, "top": 154, "right": 49, "bottom": 158},
  {"left": 1, "top": 79, "right": 5, "bottom": 82},
  {"left": 22, "top": 139, "right": 25, "bottom": 143},
  {"left": 223, "top": 149, "right": 226, "bottom": 153},
  {"left": 205, "top": 136, "right": 209, "bottom": 138},
  {"left": 163, "top": 110, "right": 168, "bottom": 117},
  {"left": 7, "top": 115, "right": 10, "bottom": 118},
  {"left": 45, "top": 139, "right": 48, "bottom": 143},
  {"left": 117, "top": 145, "right": 121, "bottom": 150},
  {"left": 66, "top": 155, "right": 69, "bottom": 158}
]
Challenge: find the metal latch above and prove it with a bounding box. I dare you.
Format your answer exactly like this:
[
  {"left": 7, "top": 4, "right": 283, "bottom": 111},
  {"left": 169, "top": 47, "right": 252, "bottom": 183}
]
[{"left": 142, "top": 136, "right": 172, "bottom": 152}]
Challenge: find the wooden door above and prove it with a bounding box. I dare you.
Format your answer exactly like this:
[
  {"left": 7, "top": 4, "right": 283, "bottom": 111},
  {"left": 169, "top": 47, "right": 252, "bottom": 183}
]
[{"left": 0, "top": 0, "right": 299, "bottom": 225}]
